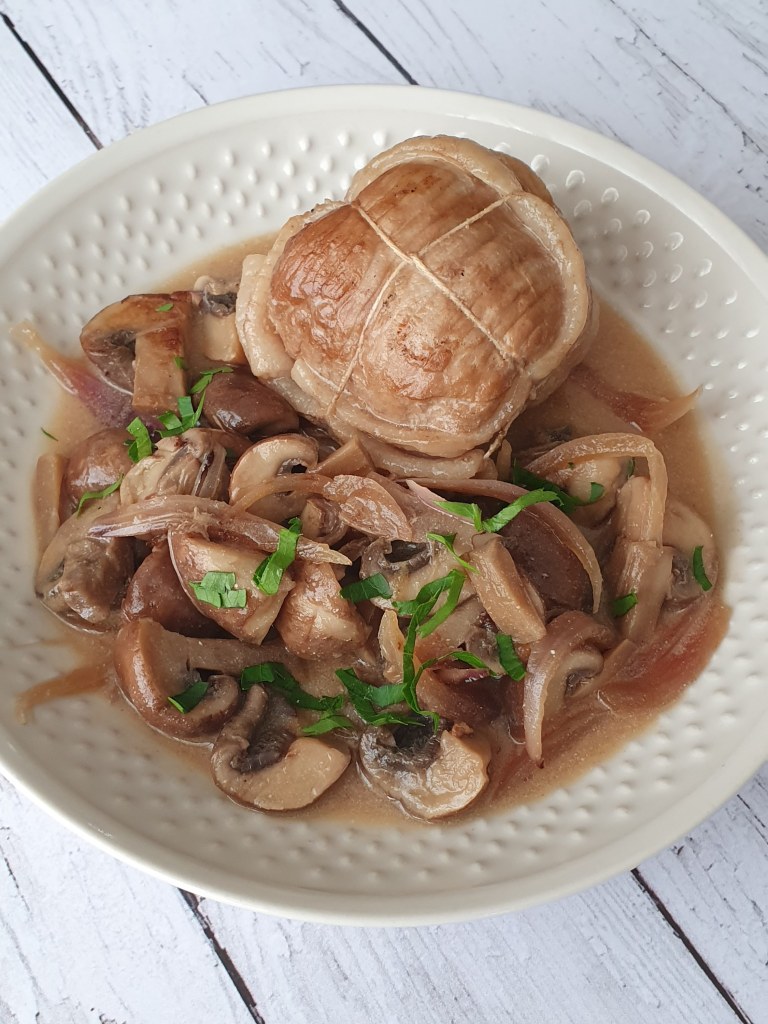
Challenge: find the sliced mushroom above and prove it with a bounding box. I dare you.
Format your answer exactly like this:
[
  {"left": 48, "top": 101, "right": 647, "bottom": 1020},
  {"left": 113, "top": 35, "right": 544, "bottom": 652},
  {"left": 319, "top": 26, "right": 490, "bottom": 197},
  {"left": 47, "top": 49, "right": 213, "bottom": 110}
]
[
  {"left": 202, "top": 367, "right": 299, "bottom": 436},
  {"left": 169, "top": 531, "right": 293, "bottom": 643},
  {"left": 275, "top": 560, "right": 369, "bottom": 659},
  {"left": 120, "top": 429, "right": 230, "bottom": 505},
  {"left": 211, "top": 686, "right": 350, "bottom": 810},
  {"left": 469, "top": 535, "right": 547, "bottom": 643},
  {"left": 315, "top": 437, "right": 373, "bottom": 478},
  {"left": 80, "top": 292, "right": 191, "bottom": 411},
  {"left": 193, "top": 276, "right": 246, "bottom": 364},
  {"left": 122, "top": 542, "right": 223, "bottom": 637},
  {"left": 63, "top": 428, "right": 135, "bottom": 512},
  {"left": 523, "top": 611, "right": 615, "bottom": 764},
  {"left": 359, "top": 537, "right": 456, "bottom": 609},
  {"left": 36, "top": 494, "right": 133, "bottom": 632},
  {"left": 358, "top": 723, "right": 490, "bottom": 820},
  {"left": 229, "top": 434, "right": 319, "bottom": 522},
  {"left": 112, "top": 617, "right": 279, "bottom": 738},
  {"left": 663, "top": 496, "right": 718, "bottom": 605}
]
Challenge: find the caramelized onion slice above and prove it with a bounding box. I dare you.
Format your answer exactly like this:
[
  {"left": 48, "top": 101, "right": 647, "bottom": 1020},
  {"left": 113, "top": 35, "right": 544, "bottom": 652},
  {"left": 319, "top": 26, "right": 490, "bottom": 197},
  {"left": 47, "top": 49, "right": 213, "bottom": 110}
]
[
  {"left": 570, "top": 364, "right": 700, "bottom": 434},
  {"left": 323, "top": 474, "right": 413, "bottom": 541},
  {"left": 523, "top": 612, "right": 615, "bottom": 764},
  {"left": 89, "top": 495, "right": 350, "bottom": 565},
  {"left": 409, "top": 476, "right": 603, "bottom": 613}
]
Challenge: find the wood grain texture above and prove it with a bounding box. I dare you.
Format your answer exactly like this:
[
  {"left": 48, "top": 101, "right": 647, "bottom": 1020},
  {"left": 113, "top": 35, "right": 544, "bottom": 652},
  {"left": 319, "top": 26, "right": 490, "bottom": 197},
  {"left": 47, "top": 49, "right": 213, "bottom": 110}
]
[
  {"left": 195, "top": 872, "right": 741, "bottom": 1024},
  {"left": 0, "top": 21, "right": 94, "bottom": 219},
  {"left": 0, "top": 779, "right": 255, "bottom": 1024},
  {"left": 0, "top": 0, "right": 400, "bottom": 147},
  {"left": 0, "top": 1, "right": 767, "bottom": 1022},
  {"left": 344, "top": 0, "right": 768, "bottom": 250}
]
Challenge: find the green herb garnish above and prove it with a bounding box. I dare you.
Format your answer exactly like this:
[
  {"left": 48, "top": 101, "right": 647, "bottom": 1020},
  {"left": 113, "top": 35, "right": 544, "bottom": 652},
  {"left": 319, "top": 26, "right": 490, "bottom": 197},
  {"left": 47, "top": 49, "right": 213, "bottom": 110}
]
[
  {"left": 335, "top": 668, "right": 423, "bottom": 727},
  {"left": 168, "top": 677, "right": 208, "bottom": 713},
  {"left": 339, "top": 572, "right": 393, "bottom": 603},
  {"left": 627, "top": 458, "right": 635, "bottom": 478},
  {"left": 511, "top": 463, "right": 605, "bottom": 515},
  {"left": 241, "top": 661, "right": 339, "bottom": 711},
  {"left": 426, "top": 532, "right": 477, "bottom": 573},
  {"left": 391, "top": 572, "right": 460, "bottom": 618},
  {"left": 435, "top": 490, "right": 559, "bottom": 534},
  {"left": 611, "top": 592, "right": 638, "bottom": 617},
  {"left": 155, "top": 301, "right": 174, "bottom": 312},
  {"left": 157, "top": 368, "right": 233, "bottom": 438},
  {"left": 189, "top": 366, "right": 233, "bottom": 395},
  {"left": 125, "top": 416, "right": 154, "bottom": 463},
  {"left": 301, "top": 712, "right": 356, "bottom": 736},
  {"left": 173, "top": 355, "right": 187, "bottom": 370},
  {"left": 75, "top": 476, "right": 123, "bottom": 516},
  {"left": 41, "top": 428, "right": 58, "bottom": 441},
  {"left": 189, "top": 570, "right": 246, "bottom": 609},
  {"left": 496, "top": 633, "right": 526, "bottom": 681},
  {"left": 691, "top": 546, "right": 713, "bottom": 592},
  {"left": 252, "top": 517, "right": 301, "bottom": 595}
]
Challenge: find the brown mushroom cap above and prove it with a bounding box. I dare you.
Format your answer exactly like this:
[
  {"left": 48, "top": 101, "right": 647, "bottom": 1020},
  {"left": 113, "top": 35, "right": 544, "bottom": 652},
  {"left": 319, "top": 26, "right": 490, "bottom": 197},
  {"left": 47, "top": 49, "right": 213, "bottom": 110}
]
[
  {"left": 211, "top": 686, "right": 351, "bottom": 810},
  {"left": 120, "top": 429, "right": 230, "bottom": 506},
  {"left": 63, "top": 429, "right": 135, "bottom": 511},
  {"left": 36, "top": 493, "right": 133, "bottom": 632},
  {"left": 229, "top": 433, "right": 319, "bottom": 522},
  {"left": 359, "top": 723, "right": 490, "bottom": 820},
  {"left": 113, "top": 618, "right": 242, "bottom": 738},
  {"left": 122, "top": 543, "right": 224, "bottom": 638},
  {"left": 203, "top": 368, "right": 299, "bottom": 436},
  {"left": 80, "top": 292, "right": 191, "bottom": 397}
]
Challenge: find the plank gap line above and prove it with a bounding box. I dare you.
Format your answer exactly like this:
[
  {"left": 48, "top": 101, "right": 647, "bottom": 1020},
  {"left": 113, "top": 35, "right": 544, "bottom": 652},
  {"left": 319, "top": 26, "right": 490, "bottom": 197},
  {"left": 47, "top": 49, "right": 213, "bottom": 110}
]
[
  {"left": 332, "top": 0, "right": 418, "bottom": 84},
  {"left": 1, "top": 11, "right": 103, "bottom": 149},
  {"left": 631, "top": 868, "right": 755, "bottom": 1024},
  {"left": 179, "top": 889, "right": 268, "bottom": 1024}
]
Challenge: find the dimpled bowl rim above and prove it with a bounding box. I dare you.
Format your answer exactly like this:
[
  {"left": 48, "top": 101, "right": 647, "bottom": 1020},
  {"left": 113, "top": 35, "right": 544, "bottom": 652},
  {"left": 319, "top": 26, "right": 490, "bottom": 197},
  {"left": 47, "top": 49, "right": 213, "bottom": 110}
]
[{"left": 0, "top": 85, "right": 766, "bottom": 926}]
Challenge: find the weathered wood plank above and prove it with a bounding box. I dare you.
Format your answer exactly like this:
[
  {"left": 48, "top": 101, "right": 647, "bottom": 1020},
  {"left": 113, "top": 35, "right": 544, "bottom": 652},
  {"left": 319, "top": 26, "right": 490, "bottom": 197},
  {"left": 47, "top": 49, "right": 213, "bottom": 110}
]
[
  {"left": 0, "top": 777, "right": 255, "bottom": 1024},
  {"left": 0, "top": 21, "right": 94, "bottom": 219},
  {"left": 343, "top": 0, "right": 768, "bottom": 249},
  {"left": 195, "top": 871, "right": 742, "bottom": 1024},
  {"left": 0, "top": 0, "right": 401, "bottom": 150},
  {"left": 636, "top": 763, "right": 768, "bottom": 1024}
]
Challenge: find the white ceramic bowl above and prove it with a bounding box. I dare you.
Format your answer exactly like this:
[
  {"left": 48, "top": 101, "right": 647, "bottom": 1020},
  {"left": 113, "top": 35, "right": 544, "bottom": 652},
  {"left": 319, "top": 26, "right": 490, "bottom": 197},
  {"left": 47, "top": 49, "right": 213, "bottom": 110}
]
[{"left": 0, "top": 86, "right": 766, "bottom": 925}]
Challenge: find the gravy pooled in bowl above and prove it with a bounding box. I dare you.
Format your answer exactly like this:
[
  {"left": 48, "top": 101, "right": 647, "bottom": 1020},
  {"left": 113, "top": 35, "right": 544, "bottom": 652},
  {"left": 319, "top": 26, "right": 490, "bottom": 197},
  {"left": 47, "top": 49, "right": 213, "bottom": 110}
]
[{"left": 24, "top": 137, "right": 727, "bottom": 824}]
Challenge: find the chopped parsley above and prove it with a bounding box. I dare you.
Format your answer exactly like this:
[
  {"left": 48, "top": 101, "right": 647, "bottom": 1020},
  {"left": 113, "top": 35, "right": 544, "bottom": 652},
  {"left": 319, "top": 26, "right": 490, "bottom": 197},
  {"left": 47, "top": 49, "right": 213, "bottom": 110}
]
[
  {"left": 173, "top": 355, "right": 187, "bottom": 370},
  {"left": 189, "top": 570, "right": 247, "bottom": 609},
  {"left": 511, "top": 462, "right": 605, "bottom": 515},
  {"left": 426, "top": 532, "right": 477, "bottom": 573},
  {"left": 496, "top": 633, "right": 526, "bottom": 681},
  {"left": 339, "top": 572, "right": 393, "bottom": 603},
  {"left": 125, "top": 416, "right": 154, "bottom": 463},
  {"left": 168, "top": 677, "right": 208, "bottom": 713},
  {"left": 41, "top": 428, "right": 58, "bottom": 441},
  {"left": 241, "top": 661, "right": 353, "bottom": 734},
  {"left": 611, "top": 592, "right": 638, "bottom": 617},
  {"left": 435, "top": 489, "right": 559, "bottom": 534},
  {"left": 155, "top": 301, "right": 174, "bottom": 312},
  {"left": 75, "top": 476, "right": 123, "bottom": 516},
  {"left": 157, "top": 367, "right": 233, "bottom": 438},
  {"left": 252, "top": 517, "right": 302, "bottom": 595},
  {"left": 691, "top": 545, "right": 713, "bottom": 592}
]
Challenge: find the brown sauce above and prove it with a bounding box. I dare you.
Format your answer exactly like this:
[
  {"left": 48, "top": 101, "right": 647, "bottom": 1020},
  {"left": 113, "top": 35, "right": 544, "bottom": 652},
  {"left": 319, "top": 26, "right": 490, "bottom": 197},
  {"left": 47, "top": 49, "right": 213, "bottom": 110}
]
[{"left": 25, "top": 236, "right": 728, "bottom": 826}]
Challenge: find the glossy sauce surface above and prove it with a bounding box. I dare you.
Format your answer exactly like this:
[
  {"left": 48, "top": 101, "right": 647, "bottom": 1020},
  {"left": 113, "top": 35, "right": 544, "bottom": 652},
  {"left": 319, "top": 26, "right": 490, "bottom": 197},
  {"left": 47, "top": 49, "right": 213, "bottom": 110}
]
[{"left": 27, "top": 237, "right": 727, "bottom": 826}]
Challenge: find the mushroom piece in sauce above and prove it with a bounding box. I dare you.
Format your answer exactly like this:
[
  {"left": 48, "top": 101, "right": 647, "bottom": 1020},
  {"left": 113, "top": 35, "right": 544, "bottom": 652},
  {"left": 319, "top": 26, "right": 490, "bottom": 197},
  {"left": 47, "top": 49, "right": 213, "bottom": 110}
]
[
  {"left": 211, "top": 686, "right": 351, "bottom": 811},
  {"left": 36, "top": 494, "right": 133, "bottom": 632},
  {"left": 358, "top": 723, "right": 491, "bottom": 820},
  {"left": 63, "top": 428, "right": 135, "bottom": 514},
  {"left": 229, "top": 433, "right": 319, "bottom": 522},
  {"left": 80, "top": 292, "right": 191, "bottom": 413},
  {"left": 113, "top": 617, "right": 287, "bottom": 739},
  {"left": 202, "top": 367, "right": 299, "bottom": 436}
]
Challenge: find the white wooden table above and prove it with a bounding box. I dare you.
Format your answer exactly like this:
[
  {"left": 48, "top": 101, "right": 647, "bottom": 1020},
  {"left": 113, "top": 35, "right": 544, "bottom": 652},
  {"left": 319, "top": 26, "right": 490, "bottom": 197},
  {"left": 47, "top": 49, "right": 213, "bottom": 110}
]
[{"left": 1, "top": 2, "right": 767, "bottom": 1021}]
